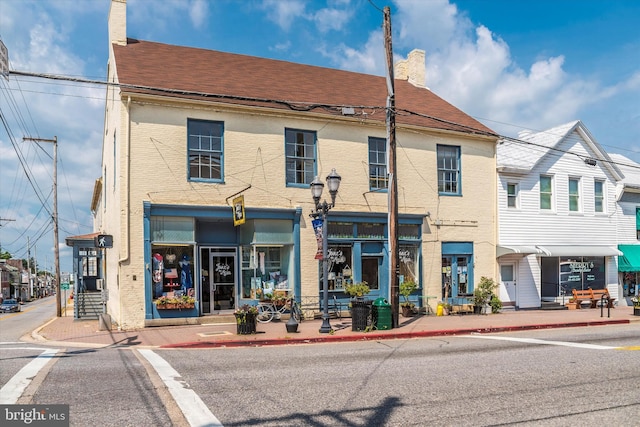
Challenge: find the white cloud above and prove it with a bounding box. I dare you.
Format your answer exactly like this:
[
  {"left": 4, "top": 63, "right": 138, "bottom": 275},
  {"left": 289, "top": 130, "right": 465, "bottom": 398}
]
[
  {"left": 261, "top": 0, "right": 307, "bottom": 31},
  {"left": 189, "top": 0, "right": 209, "bottom": 30}
]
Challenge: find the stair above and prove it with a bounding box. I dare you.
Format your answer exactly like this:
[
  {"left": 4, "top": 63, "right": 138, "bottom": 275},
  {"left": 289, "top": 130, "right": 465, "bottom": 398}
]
[
  {"left": 539, "top": 301, "right": 568, "bottom": 310},
  {"left": 76, "top": 292, "right": 103, "bottom": 319}
]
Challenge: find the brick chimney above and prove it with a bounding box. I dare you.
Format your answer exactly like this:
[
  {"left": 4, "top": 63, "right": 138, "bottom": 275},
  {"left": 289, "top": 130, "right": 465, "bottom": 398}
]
[
  {"left": 109, "top": 0, "right": 127, "bottom": 46},
  {"left": 394, "top": 49, "right": 426, "bottom": 89}
]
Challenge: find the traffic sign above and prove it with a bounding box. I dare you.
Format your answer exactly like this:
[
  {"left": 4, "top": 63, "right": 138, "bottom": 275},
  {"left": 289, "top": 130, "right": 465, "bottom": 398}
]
[{"left": 61, "top": 283, "right": 70, "bottom": 290}]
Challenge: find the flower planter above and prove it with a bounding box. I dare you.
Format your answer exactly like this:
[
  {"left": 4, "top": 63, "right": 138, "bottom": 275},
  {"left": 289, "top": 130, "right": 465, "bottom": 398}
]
[
  {"left": 235, "top": 313, "right": 257, "bottom": 334},
  {"left": 634, "top": 307, "right": 640, "bottom": 316}
]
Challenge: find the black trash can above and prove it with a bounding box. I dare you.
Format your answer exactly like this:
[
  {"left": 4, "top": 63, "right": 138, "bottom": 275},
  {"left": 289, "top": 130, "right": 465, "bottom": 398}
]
[
  {"left": 372, "top": 298, "right": 392, "bottom": 330},
  {"left": 351, "top": 299, "right": 372, "bottom": 331}
]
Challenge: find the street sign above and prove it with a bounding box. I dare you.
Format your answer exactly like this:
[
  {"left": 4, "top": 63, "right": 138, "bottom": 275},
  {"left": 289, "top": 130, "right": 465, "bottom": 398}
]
[{"left": 61, "top": 283, "right": 70, "bottom": 290}]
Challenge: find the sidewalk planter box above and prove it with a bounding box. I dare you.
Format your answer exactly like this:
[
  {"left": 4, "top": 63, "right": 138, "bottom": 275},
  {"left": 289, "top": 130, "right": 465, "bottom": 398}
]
[{"left": 235, "top": 313, "right": 257, "bottom": 334}]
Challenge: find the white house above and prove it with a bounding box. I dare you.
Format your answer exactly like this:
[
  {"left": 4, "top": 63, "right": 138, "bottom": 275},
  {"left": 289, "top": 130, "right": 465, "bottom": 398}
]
[{"left": 496, "top": 120, "right": 623, "bottom": 309}]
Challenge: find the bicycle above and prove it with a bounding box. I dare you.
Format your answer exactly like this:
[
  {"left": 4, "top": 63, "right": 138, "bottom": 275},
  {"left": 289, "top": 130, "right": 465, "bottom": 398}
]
[{"left": 257, "top": 297, "right": 302, "bottom": 323}]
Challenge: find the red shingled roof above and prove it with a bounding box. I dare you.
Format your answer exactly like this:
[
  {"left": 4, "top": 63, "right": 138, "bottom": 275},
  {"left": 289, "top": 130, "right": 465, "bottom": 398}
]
[{"left": 113, "top": 39, "right": 495, "bottom": 136}]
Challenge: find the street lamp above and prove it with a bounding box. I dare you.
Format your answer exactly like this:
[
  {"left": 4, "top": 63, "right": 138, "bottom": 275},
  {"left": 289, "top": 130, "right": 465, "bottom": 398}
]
[{"left": 311, "top": 168, "right": 341, "bottom": 333}]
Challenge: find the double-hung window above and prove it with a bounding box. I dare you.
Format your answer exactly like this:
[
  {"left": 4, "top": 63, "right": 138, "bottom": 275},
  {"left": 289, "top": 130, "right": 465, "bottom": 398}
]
[
  {"left": 285, "top": 128, "right": 316, "bottom": 186},
  {"left": 540, "top": 175, "right": 553, "bottom": 210},
  {"left": 568, "top": 177, "right": 581, "bottom": 212},
  {"left": 507, "top": 183, "right": 518, "bottom": 208},
  {"left": 594, "top": 179, "right": 604, "bottom": 213},
  {"left": 188, "top": 119, "right": 223, "bottom": 181},
  {"left": 437, "top": 145, "right": 460, "bottom": 195},
  {"left": 368, "top": 137, "right": 388, "bottom": 190}
]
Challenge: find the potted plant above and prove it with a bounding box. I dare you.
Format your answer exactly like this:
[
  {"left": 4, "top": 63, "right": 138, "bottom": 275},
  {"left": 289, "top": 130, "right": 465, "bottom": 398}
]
[
  {"left": 344, "top": 282, "right": 371, "bottom": 332},
  {"left": 473, "top": 276, "right": 497, "bottom": 315},
  {"left": 399, "top": 279, "right": 418, "bottom": 317},
  {"left": 234, "top": 304, "right": 258, "bottom": 334},
  {"left": 344, "top": 281, "right": 371, "bottom": 300}
]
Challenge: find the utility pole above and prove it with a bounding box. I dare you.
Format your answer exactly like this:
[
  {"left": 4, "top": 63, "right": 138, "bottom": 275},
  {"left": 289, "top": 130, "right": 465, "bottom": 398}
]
[
  {"left": 27, "top": 237, "right": 32, "bottom": 299},
  {"left": 384, "top": 6, "right": 400, "bottom": 328},
  {"left": 24, "top": 136, "right": 61, "bottom": 316}
]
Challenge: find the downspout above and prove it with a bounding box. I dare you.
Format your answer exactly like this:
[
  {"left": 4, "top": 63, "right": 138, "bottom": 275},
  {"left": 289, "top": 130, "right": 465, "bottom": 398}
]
[{"left": 119, "top": 96, "right": 131, "bottom": 265}]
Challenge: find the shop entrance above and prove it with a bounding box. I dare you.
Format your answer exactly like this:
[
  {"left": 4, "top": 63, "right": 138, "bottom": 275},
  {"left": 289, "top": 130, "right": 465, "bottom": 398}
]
[{"left": 200, "top": 247, "right": 237, "bottom": 314}]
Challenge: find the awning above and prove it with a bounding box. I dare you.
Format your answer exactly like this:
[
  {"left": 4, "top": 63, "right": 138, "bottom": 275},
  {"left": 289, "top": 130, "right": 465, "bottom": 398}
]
[
  {"left": 618, "top": 244, "right": 640, "bottom": 272},
  {"left": 496, "top": 245, "right": 545, "bottom": 257},
  {"left": 535, "top": 245, "right": 622, "bottom": 257}
]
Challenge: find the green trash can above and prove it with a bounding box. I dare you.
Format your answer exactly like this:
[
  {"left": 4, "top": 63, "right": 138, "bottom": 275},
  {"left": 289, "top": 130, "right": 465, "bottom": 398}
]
[{"left": 372, "top": 297, "right": 392, "bottom": 330}]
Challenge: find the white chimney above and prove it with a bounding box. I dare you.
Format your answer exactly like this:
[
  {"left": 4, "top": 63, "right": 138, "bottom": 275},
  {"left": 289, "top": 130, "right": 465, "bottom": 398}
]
[
  {"left": 394, "top": 49, "right": 426, "bottom": 88},
  {"left": 109, "top": 0, "right": 127, "bottom": 46}
]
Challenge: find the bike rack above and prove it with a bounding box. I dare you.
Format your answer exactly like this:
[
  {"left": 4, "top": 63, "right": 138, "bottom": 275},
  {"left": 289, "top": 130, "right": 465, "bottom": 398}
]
[{"left": 600, "top": 294, "right": 610, "bottom": 318}]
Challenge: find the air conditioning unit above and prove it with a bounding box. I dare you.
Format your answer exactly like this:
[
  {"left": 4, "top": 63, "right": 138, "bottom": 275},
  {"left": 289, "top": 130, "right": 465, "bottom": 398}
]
[{"left": 96, "top": 279, "right": 104, "bottom": 290}]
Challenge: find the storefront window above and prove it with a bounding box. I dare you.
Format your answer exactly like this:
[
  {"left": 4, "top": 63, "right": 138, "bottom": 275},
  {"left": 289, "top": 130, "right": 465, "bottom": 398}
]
[
  {"left": 560, "top": 257, "right": 605, "bottom": 293},
  {"left": 150, "top": 245, "right": 195, "bottom": 301},
  {"left": 399, "top": 245, "right": 419, "bottom": 283},
  {"left": 325, "top": 245, "right": 352, "bottom": 291},
  {"left": 241, "top": 245, "right": 289, "bottom": 299},
  {"left": 357, "top": 223, "right": 384, "bottom": 239}
]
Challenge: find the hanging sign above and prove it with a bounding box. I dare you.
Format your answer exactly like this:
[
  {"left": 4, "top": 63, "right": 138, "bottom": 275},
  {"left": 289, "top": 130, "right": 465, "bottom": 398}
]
[{"left": 233, "top": 195, "right": 245, "bottom": 226}]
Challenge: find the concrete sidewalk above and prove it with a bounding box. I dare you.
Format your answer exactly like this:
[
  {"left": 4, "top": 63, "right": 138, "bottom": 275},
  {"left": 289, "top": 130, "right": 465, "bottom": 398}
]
[{"left": 25, "top": 304, "right": 639, "bottom": 349}]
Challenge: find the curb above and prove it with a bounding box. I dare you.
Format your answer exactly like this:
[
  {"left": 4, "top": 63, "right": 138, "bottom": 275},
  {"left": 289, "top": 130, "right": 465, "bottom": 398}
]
[{"left": 160, "top": 318, "right": 631, "bottom": 349}]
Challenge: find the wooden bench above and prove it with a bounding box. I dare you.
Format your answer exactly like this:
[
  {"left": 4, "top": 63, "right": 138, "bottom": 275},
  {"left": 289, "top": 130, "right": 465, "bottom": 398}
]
[
  {"left": 571, "top": 288, "right": 615, "bottom": 309},
  {"left": 589, "top": 288, "right": 615, "bottom": 308},
  {"left": 571, "top": 289, "right": 592, "bottom": 308}
]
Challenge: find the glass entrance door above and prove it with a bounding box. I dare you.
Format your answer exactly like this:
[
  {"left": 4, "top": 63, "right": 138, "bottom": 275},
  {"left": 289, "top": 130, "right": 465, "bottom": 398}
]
[
  {"left": 210, "top": 251, "right": 236, "bottom": 312},
  {"left": 200, "top": 247, "right": 237, "bottom": 314}
]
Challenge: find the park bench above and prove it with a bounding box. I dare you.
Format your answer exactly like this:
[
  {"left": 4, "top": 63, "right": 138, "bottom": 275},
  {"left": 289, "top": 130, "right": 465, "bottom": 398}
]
[
  {"left": 571, "top": 289, "right": 593, "bottom": 308},
  {"left": 589, "top": 288, "right": 615, "bottom": 308}
]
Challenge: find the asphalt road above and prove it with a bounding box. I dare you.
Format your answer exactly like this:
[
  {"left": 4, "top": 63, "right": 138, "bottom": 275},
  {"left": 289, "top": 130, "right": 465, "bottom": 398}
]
[{"left": 1, "top": 299, "right": 638, "bottom": 426}]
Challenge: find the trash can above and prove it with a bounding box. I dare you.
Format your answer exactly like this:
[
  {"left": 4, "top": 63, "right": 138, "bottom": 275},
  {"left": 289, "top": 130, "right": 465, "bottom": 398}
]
[
  {"left": 351, "top": 299, "right": 372, "bottom": 331},
  {"left": 372, "top": 298, "right": 392, "bottom": 330}
]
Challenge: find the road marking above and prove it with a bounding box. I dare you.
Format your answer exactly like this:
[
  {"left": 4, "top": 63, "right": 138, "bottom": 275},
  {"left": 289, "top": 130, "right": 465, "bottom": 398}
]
[
  {"left": 138, "top": 349, "right": 223, "bottom": 427},
  {"left": 0, "top": 348, "right": 60, "bottom": 404},
  {"left": 467, "top": 335, "right": 617, "bottom": 350}
]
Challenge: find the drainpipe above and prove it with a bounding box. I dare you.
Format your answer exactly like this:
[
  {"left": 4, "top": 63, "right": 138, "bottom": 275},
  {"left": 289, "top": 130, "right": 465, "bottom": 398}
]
[{"left": 119, "top": 96, "right": 131, "bottom": 265}]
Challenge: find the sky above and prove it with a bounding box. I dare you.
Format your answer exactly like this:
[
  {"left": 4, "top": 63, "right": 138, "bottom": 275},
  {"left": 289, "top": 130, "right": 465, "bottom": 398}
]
[{"left": 1, "top": 0, "right": 639, "bottom": 275}]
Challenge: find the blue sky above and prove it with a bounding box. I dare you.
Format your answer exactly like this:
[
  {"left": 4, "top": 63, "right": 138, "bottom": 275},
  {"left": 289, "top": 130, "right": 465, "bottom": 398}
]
[{"left": 1, "top": 0, "right": 639, "bottom": 274}]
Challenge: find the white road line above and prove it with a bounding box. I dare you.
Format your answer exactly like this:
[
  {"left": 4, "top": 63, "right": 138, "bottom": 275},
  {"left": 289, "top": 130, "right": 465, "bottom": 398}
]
[
  {"left": 467, "top": 335, "right": 618, "bottom": 350},
  {"left": 138, "top": 349, "right": 223, "bottom": 427},
  {"left": 0, "top": 348, "right": 60, "bottom": 404}
]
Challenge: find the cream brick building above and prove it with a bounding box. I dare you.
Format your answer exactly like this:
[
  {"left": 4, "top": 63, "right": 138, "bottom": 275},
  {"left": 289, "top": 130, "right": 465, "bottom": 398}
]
[{"left": 94, "top": 0, "right": 498, "bottom": 329}]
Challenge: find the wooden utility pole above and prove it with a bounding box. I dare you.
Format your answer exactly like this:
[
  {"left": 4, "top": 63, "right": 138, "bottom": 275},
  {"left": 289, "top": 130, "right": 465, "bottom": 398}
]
[
  {"left": 384, "top": 6, "right": 400, "bottom": 328},
  {"left": 24, "top": 136, "right": 61, "bottom": 316}
]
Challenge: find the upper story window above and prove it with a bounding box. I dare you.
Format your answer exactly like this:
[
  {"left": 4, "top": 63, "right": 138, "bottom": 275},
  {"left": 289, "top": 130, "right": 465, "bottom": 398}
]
[
  {"left": 568, "top": 177, "right": 581, "bottom": 212},
  {"left": 594, "top": 179, "right": 604, "bottom": 213},
  {"left": 540, "top": 175, "right": 553, "bottom": 210},
  {"left": 437, "top": 145, "right": 461, "bottom": 195},
  {"left": 188, "top": 119, "right": 223, "bottom": 182},
  {"left": 636, "top": 207, "right": 640, "bottom": 240},
  {"left": 285, "top": 128, "right": 316, "bottom": 186},
  {"left": 368, "top": 137, "right": 388, "bottom": 190},
  {"left": 507, "top": 183, "right": 518, "bottom": 208}
]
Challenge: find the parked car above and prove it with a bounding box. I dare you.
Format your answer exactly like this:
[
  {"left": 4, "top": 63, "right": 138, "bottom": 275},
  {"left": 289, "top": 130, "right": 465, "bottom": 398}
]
[{"left": 0, "top": 299, "right": 21, "bottom": 313}]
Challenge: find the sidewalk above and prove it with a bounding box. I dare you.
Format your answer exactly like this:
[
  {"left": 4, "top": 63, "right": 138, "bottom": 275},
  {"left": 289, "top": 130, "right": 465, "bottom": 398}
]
[{"left": 25, "top": 304, "right": 638, "bottom": 349}]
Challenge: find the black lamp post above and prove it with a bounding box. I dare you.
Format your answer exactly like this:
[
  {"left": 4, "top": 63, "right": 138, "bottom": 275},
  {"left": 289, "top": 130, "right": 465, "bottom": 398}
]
[{"left": 311, "top": 168, "right": 341, "bottom": 333}]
